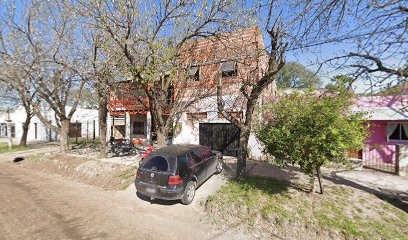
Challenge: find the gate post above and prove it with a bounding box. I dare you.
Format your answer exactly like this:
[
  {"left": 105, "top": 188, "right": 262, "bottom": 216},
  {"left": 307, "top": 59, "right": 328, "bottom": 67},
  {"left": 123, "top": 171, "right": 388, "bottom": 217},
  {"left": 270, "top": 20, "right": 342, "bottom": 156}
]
[
  {"left": 395, "top": 145, "right": 400, "bottom": 175},
  {"left": 397, "top": 145, "right": 408, "bottom": 176}
]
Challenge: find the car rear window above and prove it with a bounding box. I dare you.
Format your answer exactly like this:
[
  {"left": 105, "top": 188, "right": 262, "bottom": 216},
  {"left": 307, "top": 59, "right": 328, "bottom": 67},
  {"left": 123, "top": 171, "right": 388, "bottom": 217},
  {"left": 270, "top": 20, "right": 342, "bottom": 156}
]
[{"left": 141, "top": 156, "right": 169, "bottom": 172}]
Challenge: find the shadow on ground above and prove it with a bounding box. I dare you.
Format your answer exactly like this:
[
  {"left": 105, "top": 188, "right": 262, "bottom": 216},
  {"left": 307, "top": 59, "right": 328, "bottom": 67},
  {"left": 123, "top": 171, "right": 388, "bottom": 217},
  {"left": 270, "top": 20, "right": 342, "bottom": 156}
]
[
  {"left": 323, "top": 172, "right": 408, "bottom": 212},
  {"left": 135, "top": 192, "right": 181, "bottom": 206}
]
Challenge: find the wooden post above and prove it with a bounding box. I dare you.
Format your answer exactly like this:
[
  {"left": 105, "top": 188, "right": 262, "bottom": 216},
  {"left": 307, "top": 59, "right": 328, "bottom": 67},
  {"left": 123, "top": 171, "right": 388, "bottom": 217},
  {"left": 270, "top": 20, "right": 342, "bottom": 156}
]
[
  {"left": 395, "top": 145, "right": 400, "bottom": 175},
  {"left": 93, "top": 120, "right": 96, "bottom": 140},
  {"left": 86, "top": 120, "right": 89, "bottom": 142},
  {"left": 75, "top": 120, "right": 79, "bottom": 144}
]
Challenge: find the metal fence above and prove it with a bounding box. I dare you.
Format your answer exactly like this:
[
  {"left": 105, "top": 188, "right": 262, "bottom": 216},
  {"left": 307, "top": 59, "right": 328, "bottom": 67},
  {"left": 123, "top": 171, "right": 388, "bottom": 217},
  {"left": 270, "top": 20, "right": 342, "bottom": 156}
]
[{"left": 362, "top": 144, "right": 398, "bottom": 174}]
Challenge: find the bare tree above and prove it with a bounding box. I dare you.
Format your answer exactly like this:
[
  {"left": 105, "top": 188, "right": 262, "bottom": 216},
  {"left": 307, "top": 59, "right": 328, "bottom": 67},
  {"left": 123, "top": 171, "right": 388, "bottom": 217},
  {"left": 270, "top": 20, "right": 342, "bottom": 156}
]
[
  {"left": 1, "top": 1, "right": 88, "bottom": 152},
  {"left": 0, "top": 2, "right": 39, "bottom": 146},
  {"left": 215, "top": 0, "right": 354, "bottom": 179},
  {"left": 0, "top": 61, "right": 36, "bottom": 146},
  {"left": 82, "top": 0, "right": 245, "bottom": 147},
  {"left": 317, "top": 0, "right": 407, "bottom": 93}
]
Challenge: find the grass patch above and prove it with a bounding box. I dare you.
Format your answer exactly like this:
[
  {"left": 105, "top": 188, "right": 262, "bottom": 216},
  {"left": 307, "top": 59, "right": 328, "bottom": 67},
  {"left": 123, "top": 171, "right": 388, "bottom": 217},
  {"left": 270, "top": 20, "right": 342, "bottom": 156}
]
[
  {"left": 205, "top": 176, "right": 408, "bottom": 239},
  {"left": 117, "top": 165, "right": 138, "bottom": 180},
  {"left": 117, "top": 165, "right": 138, "bottom": 190},
  {"left": 27, "top": 153, "right": 45, "bottom": 162},
  {"left": 0, "top": 143, "right": 32, "bottom": 154},
  {"left": 69, "top": 137, "right": 101, "bottom": 145}
]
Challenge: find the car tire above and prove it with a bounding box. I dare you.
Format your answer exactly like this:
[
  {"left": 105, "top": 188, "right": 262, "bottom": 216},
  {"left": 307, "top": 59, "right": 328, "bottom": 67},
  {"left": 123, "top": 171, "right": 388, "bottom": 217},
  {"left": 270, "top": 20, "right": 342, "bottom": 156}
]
[
  {"left": 215, "top": 159, "right": 223, "bottom": 174},
  {"left": 181, "top": 181, "right": 196, "bottom": 205}
]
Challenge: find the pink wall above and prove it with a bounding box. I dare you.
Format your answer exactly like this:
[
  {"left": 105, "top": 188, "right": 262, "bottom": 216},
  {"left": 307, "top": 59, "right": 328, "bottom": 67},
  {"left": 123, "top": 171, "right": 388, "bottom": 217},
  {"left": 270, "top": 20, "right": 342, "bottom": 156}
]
[{"left": 364, "top": 120, "right": 408, "bottom": 163}]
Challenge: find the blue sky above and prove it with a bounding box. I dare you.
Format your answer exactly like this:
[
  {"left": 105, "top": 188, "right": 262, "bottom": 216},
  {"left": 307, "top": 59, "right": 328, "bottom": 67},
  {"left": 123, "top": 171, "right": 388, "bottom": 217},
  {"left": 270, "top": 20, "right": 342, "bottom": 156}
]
[{"left": 2, "top": 0, "right": 405, "bottom": 94}]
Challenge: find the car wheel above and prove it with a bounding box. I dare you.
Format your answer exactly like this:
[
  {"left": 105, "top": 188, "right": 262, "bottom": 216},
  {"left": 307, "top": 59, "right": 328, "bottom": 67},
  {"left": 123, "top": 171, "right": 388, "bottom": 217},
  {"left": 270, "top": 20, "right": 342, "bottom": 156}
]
[
  {"left": 215, "top": 159, "right": 223, "bottom": 174},
  {"left": 181, "top": 181, "right": 196, "bottom": 205}
]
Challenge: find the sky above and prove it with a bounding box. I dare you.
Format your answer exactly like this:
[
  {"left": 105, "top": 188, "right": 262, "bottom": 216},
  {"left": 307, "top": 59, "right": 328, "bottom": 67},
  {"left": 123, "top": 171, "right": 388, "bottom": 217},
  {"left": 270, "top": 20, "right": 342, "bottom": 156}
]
[{"left": 1, "top": 0, "right": 405, "bottom": 96}]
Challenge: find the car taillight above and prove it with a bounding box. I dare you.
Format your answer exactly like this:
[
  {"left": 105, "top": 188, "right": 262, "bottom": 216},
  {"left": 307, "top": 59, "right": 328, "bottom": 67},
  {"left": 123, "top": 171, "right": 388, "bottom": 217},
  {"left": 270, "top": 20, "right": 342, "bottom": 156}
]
[
  {"left": 168, "top": 175, "right": 183, "bottom": 185},
  {"left": 136, "top": 169, "right": 141, "bottom": 180}
]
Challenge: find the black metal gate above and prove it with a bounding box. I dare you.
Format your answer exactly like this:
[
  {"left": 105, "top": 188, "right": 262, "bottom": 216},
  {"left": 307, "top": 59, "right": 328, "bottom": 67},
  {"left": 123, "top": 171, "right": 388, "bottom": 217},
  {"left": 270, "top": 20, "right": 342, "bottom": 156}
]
[{"left": 199, "top": 123, "right": 240, "bottom": 156}]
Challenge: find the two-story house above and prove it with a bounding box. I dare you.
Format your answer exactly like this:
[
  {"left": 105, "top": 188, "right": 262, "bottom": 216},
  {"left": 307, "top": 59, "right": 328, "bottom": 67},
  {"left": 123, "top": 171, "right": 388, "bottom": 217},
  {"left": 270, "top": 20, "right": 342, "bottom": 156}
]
[{"left": 107, "top": 26, "right": 272, "bottom": 159}]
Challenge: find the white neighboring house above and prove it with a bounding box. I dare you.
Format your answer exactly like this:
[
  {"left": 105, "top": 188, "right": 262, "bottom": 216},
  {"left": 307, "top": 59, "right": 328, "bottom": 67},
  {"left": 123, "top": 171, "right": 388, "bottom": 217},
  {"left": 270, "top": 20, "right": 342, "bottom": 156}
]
[{"left": 0, "top": 106, "right": 99, "bottom": 143}]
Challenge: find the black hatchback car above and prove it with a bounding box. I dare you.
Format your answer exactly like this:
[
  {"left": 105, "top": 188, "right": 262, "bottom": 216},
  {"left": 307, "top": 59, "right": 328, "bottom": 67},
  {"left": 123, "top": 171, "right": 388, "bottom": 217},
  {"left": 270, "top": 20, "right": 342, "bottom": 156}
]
[{"left": 135, "top": 144, "right": 223, "bottom": 205}]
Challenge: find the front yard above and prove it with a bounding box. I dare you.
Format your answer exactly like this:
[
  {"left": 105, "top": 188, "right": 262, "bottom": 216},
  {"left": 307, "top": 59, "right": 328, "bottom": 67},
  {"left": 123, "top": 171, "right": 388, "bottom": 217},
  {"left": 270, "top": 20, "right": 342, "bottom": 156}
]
[
  {"left": 0, "top": 142, "right": 32, "bottom": 154},
  {"left": 19, "top": 152, "right": 137, "bottom": 190},
  {"left": 203, "top": 176, "right": 408, "bottom": 239},
  {"left": 4, "top": 144, "right": 408, "bottom": 239}
]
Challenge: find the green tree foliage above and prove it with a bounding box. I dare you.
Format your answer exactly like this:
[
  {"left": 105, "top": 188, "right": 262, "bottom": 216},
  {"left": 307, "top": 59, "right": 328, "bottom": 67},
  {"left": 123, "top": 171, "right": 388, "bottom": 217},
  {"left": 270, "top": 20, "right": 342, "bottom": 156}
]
[
  {"left": 277, "top": 62, "right": 321, "bottom": 89},
  {"left": 257, "top": 91, "right": 368, "bottom": 193},
  {"left": 325, "top": 75, "right": 355, "bottom": 93}
]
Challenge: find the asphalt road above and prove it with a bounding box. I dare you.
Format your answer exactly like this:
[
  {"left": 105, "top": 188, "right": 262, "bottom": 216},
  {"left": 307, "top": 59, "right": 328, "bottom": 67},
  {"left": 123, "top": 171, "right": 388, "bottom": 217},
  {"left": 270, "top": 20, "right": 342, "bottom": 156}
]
[{"left": 0, "top": 161, "right": 239, "bottom": 240}]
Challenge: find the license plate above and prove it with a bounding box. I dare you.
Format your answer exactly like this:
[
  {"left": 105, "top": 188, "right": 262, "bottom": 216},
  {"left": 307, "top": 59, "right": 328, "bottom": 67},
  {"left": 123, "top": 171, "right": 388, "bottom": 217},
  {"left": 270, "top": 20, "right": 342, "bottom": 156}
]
[{"left": 145, "top": 187, "right": 156, "bottom": 194}]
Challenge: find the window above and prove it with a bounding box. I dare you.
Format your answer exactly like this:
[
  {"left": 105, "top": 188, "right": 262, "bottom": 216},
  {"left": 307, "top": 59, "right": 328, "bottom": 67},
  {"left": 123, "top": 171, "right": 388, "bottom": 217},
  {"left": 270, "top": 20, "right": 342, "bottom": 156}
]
[
  {"left": 133, "top": 121, "right": 145, "bottom": 135},
  {"left": 142, "top": 156, "right": 169, "bottom": 172},
  {"left": 188, "top": 66, "right": 200, "bottom": 81},
  {"left": 199, "top": 147, "right": 213, "bottom": 159},
  {"left": 221, "top": 61, "right": 237, "bottom": 77},
  {"left": 34, "top": 123, "right": 38, "bottom": 139},
  {"left": 387, "top": 123, "right": 408, "bottom": 141},
  {"left": 189, "top": 150, "right": 203, "bottom": 167},
  {"left": 167, "top": 84, "right": 174, "bottom": 104}
]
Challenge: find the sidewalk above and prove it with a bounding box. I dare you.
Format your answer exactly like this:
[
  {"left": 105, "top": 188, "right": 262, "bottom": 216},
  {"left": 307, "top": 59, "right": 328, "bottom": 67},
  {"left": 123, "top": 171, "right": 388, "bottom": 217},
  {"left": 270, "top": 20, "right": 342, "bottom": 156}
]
[{"left": 334, "top": 169, "right": 408, "bottom": 200}]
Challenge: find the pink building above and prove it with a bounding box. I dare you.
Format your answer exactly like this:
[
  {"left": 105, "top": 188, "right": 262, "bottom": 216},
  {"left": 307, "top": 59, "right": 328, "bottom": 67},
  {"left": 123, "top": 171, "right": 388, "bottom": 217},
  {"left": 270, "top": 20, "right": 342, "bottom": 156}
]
[{"left": 352, "top": 95, "right": 408, "bottom": 172}]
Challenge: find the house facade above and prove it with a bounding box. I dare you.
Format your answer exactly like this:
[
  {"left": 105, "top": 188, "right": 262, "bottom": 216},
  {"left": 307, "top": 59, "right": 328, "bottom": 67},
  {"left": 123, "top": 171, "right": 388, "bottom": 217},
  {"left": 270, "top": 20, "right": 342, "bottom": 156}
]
[
  {"left": 0, "top": 106, "right": 99, "bottom": 143},
  {"left": 352, "top": 95, "right": 408, "bottom": 174},
  {"left": 107, "top": 26, "right": 272, "bottom": 159}
]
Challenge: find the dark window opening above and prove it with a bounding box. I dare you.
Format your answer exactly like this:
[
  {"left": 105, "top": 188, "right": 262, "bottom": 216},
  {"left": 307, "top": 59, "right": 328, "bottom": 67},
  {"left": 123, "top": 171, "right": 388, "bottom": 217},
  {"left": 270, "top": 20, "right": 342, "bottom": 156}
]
[
  {"left": 167, "top": 84, "right": 174, "bottom": 104},
  {"left": 34, "top": 123, "right": 38, "bottom": 139},
  {"left": 189, "top": 151, "right": 203, "bottom": 167},
  {"left": 188, "top": 66, "right": 200, "bottom": 81},
  {"left": 388, "top": 123, "right": 408, "bottom": 141},
  {"left": 221, "top": 61, "right": 237, "bottom": 77},
  {"left": 11, "top": 125, "right": 15, "bottom": 137},
  {"left": 133, "top": 121, "right": 145, "bottom": 135},
  {"left": 142, "top": 156, "right": 169, "bottom": 172}
]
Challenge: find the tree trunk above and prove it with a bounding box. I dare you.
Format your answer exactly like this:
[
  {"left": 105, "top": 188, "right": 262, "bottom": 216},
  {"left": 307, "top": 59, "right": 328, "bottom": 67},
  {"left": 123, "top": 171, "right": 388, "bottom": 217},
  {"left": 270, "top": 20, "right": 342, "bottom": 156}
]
[
  {"left": 236, "top": 129, "right": 250, "bottom": 180},
  {"left": 309, "top": 174, "right": 316, "bottom": 194},
  {"left": 19, "top": 114, "right": 31, "bottom": 147},
  {"left": 60, "top": 119, "right": 70, "bottom": 152},
  {"left": 316, "top": 166, "right": 324, "bottom": 194},
  {"left": 156, "top": 125, "right": 167, "bottom": 147},
  {"left": 98, "top": 94, "right": 108, "bottom": 157}
]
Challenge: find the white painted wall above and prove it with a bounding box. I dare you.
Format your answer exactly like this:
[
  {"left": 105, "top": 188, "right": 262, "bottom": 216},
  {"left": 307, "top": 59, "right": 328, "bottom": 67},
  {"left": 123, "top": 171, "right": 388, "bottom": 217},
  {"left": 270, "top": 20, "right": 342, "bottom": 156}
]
[
  {"left": 173, "top": 111, "right": 267, "bottom": 160},
  {"left": 0, "top": 106, "right": 99, "bottom": 143}
]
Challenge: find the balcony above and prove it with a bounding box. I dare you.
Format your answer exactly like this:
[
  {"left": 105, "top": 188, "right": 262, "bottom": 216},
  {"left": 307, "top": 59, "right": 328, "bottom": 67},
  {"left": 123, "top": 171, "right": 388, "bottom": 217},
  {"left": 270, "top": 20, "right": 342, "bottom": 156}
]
[{"left": 108, "top": 98, "right": 150, "bottom": 115}]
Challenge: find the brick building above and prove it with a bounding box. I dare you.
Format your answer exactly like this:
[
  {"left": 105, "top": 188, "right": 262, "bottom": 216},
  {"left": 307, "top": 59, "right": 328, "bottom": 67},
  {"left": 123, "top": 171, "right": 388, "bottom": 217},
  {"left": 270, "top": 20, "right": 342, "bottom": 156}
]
[{"left": 107, "top": 26, "right": 272, "bottom": 159}]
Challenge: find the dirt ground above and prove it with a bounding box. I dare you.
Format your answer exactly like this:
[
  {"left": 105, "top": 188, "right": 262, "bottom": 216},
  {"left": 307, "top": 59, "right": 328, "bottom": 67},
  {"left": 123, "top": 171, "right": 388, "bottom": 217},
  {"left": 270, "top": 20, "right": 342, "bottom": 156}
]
[
  {"left": 0, "top": 146, "right": 247, "bottom": 240},
  {"left": 19, "top": 153, "right": 137, "bottom": 190},
  {"left": 3, "top": 145, "right": 407, "bottom": 240}
]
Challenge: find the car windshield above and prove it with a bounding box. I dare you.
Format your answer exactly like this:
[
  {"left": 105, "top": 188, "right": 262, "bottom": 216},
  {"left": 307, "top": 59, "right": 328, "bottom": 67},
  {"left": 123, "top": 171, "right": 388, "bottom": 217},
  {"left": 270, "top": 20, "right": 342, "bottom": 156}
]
[{"left": 141, "top": 155, "right": 169, "bottom": 172}]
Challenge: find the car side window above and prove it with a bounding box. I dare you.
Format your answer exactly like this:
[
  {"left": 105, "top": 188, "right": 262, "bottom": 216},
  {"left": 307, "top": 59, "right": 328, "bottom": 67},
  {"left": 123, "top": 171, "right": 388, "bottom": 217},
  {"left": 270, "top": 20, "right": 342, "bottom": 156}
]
[
  {"left": 188, "top": 150, "right": 203, "bottom": 167},
  {"left": 200, "top": 147, "right": 213, "bottom": 159}
]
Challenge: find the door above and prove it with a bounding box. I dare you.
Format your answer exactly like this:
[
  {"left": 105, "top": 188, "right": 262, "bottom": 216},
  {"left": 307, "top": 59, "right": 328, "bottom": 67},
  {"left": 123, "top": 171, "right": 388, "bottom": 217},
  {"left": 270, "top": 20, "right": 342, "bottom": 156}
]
[
  {"left": 188, "top": 150, "right": 207, "bottom": 185},
  {"left": 198, "top": 146, "right": 217, "bottom": 177},
  {"left": 199, "top": 123, "right": 240, "bottom": 157}
]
